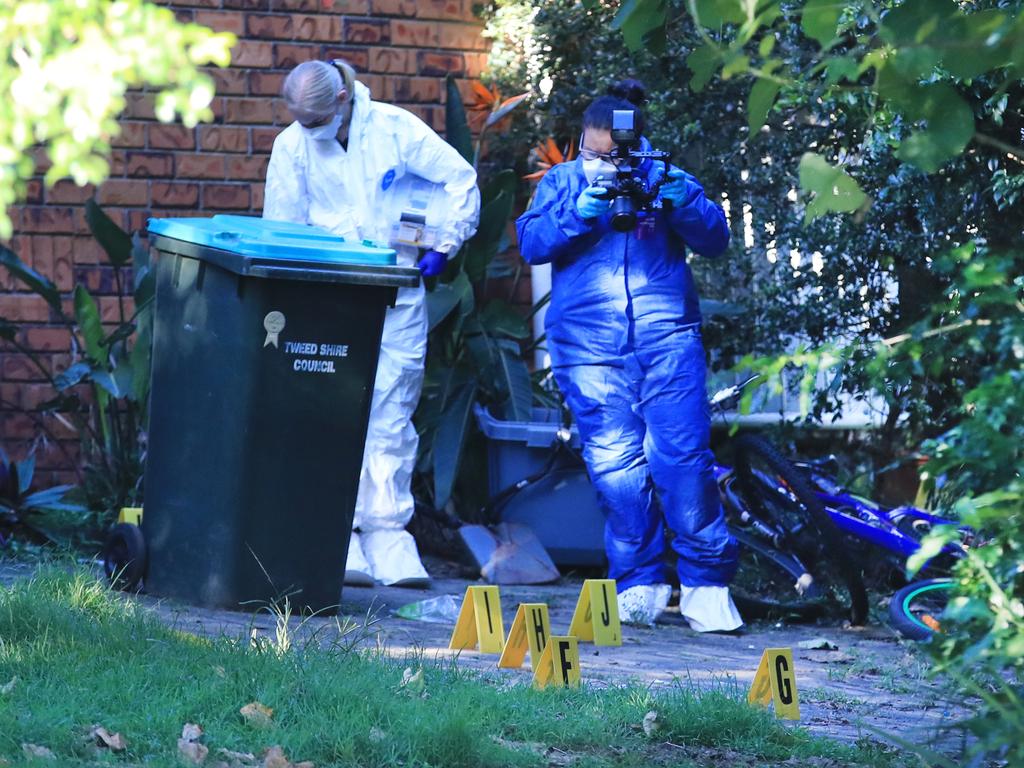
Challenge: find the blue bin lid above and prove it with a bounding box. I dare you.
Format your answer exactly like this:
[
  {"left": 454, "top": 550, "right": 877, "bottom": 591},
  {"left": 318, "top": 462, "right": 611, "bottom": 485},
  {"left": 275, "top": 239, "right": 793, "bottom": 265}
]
[{"left": 147, "top": 215, "right": 397, "bottom": 266}]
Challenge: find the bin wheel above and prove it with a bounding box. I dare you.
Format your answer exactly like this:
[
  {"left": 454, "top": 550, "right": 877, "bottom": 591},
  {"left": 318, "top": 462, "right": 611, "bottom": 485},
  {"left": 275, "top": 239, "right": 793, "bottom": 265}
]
[{"left": 103, "top": 523, "right": 147, "bottom": 592}]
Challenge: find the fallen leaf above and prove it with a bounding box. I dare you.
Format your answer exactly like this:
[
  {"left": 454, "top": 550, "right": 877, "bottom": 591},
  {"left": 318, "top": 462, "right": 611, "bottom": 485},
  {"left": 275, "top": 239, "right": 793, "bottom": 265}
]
[
  {"left": 641, "top": 710, "right": 661, "bottom": 738},
  {"left": 399, "top": 667, "right": 425, "bottom": 694},
  {"left": 0, "top": 677, "right": 17, "bottom": 695},
  {"left": 21, "top": 744, "right": 56, "bottom": 760},
  {"left": 181, "top": 723, "right": 204, "bottom": 742},
  {"left": 240, "top": 702, "right": 274, "bottom": 729},
  {"left": 798, "top": 637, "right": 839, "bottom": 651},
  {"left": 89, "top": 725, "right": 127, "bottom": 752},
  {"left": 217, "top": 747, "right": 257, "bottom": 764},
  {"left": 213, "top": 666, "right": 227, "bottom": 678},
  {"left": 368, "top": 727, "right": 387, "bottom": 744},
  {"left": 544, "top": 746, "right": 575, "bottom": 767},
  {"left": 178, "top": 739, "right": 209, "bottom": 764},
  {"left": 800, "top": 652, "right": 855, "bottom": 664},
  {"left": 261, "top": 746, "right": 291, "bottom": 768}
]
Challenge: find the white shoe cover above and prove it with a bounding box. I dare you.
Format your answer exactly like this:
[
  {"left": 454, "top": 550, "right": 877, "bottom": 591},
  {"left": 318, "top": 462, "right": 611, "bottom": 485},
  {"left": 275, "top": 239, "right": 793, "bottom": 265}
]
[
  {"left": 678, "top": 585, "right": 744, "bottom": 632},
  {"left": 360, "top": 529, "right": 430, "bottom": 587},
  {"left": 343, "top": 532, "right": 375, "bottom": 586},
  {"left": 617, "top": 583, "right": 672, "bottom": 627}
]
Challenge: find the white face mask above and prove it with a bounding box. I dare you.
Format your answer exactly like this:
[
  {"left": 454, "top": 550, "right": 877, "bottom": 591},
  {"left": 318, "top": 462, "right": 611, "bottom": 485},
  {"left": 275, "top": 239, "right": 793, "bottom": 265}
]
[
  {"left": 303, "top": 111, "right": 343, "bottom": 141},
  {"left": 582, "top": 158, "right": 618, "bottom": 184}
]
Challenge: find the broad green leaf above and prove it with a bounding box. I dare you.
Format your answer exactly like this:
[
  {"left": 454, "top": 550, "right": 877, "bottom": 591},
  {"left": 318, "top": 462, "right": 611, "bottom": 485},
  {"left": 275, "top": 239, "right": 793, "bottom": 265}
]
[
  {"left": 16, "top": 455, "right": 35, "bottom": 494},
  {"left": 91, "top": 369, "right": 129, "bottom": 399},
  {"left": 943, "top": 10, "right": 1010, "bottom": 79},
  {"left": 758, "top": 35, "right": 775, "bottom": 57},
  {"left": 747, "top": 76, "right": 781, "bottom": 134},
  {"left": 801, "top": 0, "right": 844, "bottom": 47},
  {"left": 479, "top": 300, "right": 530, "bottom": 339},
  {"left": 73, "top": 285, "right": 105, "bottom": 364},
  {"left": 425, "top": 282, "right": 463, "bottom": 331},
  {"left": 721, "top": 54, "right": 751, "bottom": 79},
  {"left": 824, "top": 56, "right": 859, "bottom": 85},
  {"left": 444, "top": 74, "right": 473, "bottom": 164},
  {"left": 905, "top": 525, "right": 961, "bottom": 575},
  {"left": 481, "top": 169, "right": 517, "bottom": 208},
  {"left": 0, "top": 245, "right": 62, "bottom": 313},
  {"left": 432, "top": 383, "right": 476, "bottom": 507},
  {"left": 485, "top": 93, "right": 529, "bottom": 128},
  {"left": 797, "top": 152, "right": 869, "bottom": 223},
  {"left": 496, "top": 343, "right": 533, "bottom": 422},
  {"left": 465, "top": 190, "right": 514, "bottom": 283},
  {"left": 894, "top": 83, "right": 975, "bottom": 173},
  {"left": 880, "top": 0, "right": 958, "bottom": 46},
  {"left": 85, "top": 198, "right": 132, "bottom": 268},
  {"left": 687, "top": 44, "right": 721, "bottom": 92},
  {"left": 691, "top": 0, "right": 745, "bottom": 28},
  {"left": 943, "top": 596, "right": 992, "bottom": 624},
  {"left": 612, "top": 0, "right": 669, "bottom": 52}
]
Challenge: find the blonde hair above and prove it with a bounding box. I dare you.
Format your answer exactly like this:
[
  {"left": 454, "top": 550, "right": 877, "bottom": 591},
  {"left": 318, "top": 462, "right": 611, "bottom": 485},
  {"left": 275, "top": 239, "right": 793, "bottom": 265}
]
[{"left": 281, "top": 59, "right": 356, "bottom": 117}]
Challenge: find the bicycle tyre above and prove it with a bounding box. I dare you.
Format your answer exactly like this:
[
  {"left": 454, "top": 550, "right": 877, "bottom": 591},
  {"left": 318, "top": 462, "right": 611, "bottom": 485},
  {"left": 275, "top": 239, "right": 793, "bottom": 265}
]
[
  {"left": 729, "top": 526, "right": 826, "bottom": 621},
  {"left": 733, "top": 434, "right": 869, "bottom": 625},
  {"left": 103, "top": 523, "right": 147, "bottom": 592},
  {"left": 888, "top": 578, "right": 954, "bottom": 641}
]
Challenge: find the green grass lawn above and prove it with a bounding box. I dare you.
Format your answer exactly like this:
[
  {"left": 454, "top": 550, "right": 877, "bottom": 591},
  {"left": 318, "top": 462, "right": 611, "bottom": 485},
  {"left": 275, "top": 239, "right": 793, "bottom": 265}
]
[{"left": 0, "top": 569, "right": 910, "bottom": 767}]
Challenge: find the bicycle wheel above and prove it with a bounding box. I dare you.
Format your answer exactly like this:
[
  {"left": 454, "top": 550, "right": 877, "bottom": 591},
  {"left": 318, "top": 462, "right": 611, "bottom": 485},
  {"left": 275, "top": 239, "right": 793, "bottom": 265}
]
[
  {"left": 103, "top": 523, "right": 147, "bottom": 592},
  {"left": 888, "top": 578, "right": 954, "bottom": 640},
  {"left": 732, "top": 434, "right": 869, "bottom": 625},
  {"left": 729, "top": 526, "right": 826, "bottom": 621}
]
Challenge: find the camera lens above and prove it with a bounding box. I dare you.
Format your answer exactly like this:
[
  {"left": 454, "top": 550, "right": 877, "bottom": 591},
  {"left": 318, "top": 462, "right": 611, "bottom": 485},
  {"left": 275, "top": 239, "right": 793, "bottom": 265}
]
[{"left": 609, "top": 196, "right": 636, "bottom": 232}]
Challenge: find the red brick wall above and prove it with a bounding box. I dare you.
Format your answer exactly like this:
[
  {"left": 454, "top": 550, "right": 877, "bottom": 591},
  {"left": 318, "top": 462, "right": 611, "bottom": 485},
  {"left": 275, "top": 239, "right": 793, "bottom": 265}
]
[{"left": 1, "top": 0, "right": 488, "bottom": 486}]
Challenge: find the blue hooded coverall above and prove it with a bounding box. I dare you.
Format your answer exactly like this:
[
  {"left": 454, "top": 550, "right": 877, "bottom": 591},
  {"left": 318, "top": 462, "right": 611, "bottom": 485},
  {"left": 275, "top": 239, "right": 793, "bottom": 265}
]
[{"left": 515, "top": 151, "right": 738, "bottom": 592}]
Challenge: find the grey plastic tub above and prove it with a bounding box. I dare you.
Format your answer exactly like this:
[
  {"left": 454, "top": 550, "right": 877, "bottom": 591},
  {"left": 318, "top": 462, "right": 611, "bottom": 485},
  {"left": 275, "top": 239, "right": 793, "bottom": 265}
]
[{"left": 474, "top": 405, "right": 605, "bottom": 567}]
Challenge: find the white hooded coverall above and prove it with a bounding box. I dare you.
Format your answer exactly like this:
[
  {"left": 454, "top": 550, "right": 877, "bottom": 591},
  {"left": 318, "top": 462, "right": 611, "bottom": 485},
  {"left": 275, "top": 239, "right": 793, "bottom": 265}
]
[{"left": 263, "top": 81, "right": 480, "bottom": 585}]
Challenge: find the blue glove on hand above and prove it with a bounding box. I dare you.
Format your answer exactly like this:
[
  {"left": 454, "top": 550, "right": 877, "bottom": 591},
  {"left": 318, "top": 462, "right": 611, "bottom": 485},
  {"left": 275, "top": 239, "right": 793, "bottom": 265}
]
[
  {"left": 660, "top": 168, "right": 700, "bottom": 207},
  {"left": 576, "top": 185, "right": 612, "bottom": 219},
  {"left": 417, "top": 249, "right": 447, "bottom": 278}
]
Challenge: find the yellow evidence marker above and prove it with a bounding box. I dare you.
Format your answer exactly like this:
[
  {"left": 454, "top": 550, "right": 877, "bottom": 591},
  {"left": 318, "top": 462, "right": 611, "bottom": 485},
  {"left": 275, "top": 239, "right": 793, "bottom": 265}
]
[
  {"left": 532, "top": 635, "right": 581, "bottom": 689},
  {"left": 568, "top": 579, "right": 621, "bottom": 646},
  {"left": 747, "top": 647, "right": 800, "bottom": 720},
  {"left": 498, "top": 603, "right": 551, "bottom": 671},
  {"left": 448, "top": 585, "right": 505, "bottom": 654},
  {"left": 118, "top": 507, "right": 143, "bottom": 526}
]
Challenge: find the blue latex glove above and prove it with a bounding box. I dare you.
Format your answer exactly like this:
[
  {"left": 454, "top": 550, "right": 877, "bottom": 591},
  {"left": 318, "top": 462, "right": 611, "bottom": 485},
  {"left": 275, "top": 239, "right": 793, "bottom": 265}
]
[
  {"left": 660, "top": 168, "right": 701, "bottom": 207},
  {"left": 417, "top": 249, "right": 447, "bottom": 278},
  {"left": 576, "top": 185, "right": 612, "bottom": 219}
]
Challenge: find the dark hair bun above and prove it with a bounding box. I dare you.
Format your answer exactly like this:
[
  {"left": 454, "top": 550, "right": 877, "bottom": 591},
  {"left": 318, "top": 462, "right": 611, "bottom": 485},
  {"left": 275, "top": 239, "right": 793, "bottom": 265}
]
[{"left": 607, "top": 79, "right": 647, "bottom": 106}]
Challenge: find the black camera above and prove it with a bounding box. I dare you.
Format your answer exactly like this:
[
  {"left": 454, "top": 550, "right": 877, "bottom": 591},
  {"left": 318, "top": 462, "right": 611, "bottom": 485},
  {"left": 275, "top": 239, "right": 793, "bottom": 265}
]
[{"left": 591, "top": 110, "right": 672, "bottom": 233}]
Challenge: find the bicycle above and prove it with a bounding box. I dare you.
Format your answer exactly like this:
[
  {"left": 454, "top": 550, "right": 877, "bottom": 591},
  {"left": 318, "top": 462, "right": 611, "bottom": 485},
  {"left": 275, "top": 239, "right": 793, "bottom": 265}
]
[
  {"left": 709, "top": 377, "right": 868, "bottom": 624},
  {"left": 471, "top": 379, "right": 862, "bottom": 623},
  {"left": 715, "top": 375, "right": 973, "bottom": 632}
]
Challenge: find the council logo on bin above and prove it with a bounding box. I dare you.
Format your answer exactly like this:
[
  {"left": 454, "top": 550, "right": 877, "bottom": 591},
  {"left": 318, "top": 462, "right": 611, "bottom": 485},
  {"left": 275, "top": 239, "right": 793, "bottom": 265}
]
[{"left": 263, "top": 311, "right": 286, "bottom": 349}]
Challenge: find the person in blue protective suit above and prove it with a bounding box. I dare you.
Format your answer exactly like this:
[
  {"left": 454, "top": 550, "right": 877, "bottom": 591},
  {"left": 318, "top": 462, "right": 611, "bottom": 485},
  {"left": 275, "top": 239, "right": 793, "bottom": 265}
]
[{"left": 515, "top": 80, "right": 742, "bottom": 632}]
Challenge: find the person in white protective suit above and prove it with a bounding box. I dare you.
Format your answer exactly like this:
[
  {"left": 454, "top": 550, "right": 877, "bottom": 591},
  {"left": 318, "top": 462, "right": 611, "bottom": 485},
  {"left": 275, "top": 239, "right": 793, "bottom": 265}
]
[{"left": 263, "top": 59, "right": 480, "bottom": 587}]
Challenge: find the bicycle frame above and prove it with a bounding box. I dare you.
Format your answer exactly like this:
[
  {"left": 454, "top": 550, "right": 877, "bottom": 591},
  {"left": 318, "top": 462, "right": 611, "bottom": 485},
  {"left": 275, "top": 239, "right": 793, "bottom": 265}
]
[
  {"left": 803, "top": 468, "right": 970, "bottom": 560},
  {"left": 709, "top": 375, "right": 970, "bottom": 567}
]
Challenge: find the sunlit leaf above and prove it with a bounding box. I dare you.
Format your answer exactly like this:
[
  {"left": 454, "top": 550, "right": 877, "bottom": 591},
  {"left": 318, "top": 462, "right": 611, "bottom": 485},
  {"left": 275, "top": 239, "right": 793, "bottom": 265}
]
[
  {"left": 801, "top": 0, "right": 844, "bottom": 47},
  {"left": 797, "top": 152, "right": 870, "bottom": 222}
]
